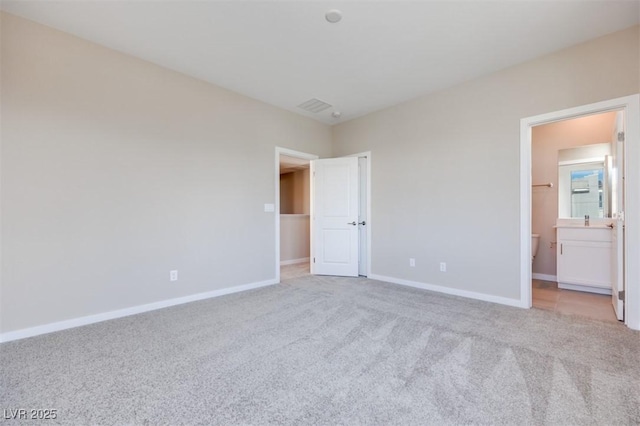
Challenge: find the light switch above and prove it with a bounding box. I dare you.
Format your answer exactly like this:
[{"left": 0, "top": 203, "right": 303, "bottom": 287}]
[{"left": 264, "top": 203, "right": 275, "bottom": 212}]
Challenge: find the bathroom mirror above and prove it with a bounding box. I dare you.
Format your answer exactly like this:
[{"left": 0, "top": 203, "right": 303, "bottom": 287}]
[{"left": 558, "top": 143, "right": 611, "bottom": 219}]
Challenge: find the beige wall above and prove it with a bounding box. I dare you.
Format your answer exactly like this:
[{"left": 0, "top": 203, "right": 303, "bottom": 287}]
[
  {"left": 279, "top": 169, "right": 309, "bottom": 214},
  {"left": 532, "top": 112, "right": 617, "bottom": 277},
  {"left": 280, "top": 173, "right": 295, "bottom": 213},
  {"left": 0, "top": 13, "right": 332, "bottom": 333},
  {"left": 299, "top": 168, "right": 310, "bottom": 215},
  {"left": 280, "top": 215, "right": 310, "bottom": 262},
  {"left": 280, "top": 168, "right": 310, "bottom": 262},
  {"left": 332, "top": 26, "right": 639, "bottom": 300}
]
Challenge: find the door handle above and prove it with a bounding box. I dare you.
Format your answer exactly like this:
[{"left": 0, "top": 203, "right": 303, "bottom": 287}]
[
  {"left": 348, "top": 221, "right": 357, "bottom": 226},
  {"left": 359, "top": 221, "right": 366, "bottom": 226}
]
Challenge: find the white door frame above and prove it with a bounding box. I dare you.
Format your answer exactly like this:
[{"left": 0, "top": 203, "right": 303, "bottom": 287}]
[
  {"left": 275, "top": 147, "right": 318, "bottom": 283},
  {"left": 519, "top": 94, "right": 640, "bottom": 330}
]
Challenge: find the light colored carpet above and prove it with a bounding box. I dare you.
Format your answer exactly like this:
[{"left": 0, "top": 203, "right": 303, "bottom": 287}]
[{"left": 2, "top": 274, "right": 639, "bottom": 425}]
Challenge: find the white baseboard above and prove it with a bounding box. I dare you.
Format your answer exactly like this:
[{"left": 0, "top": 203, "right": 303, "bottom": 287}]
[
  {"left": 532, "top": 273, "right": 557, "bottom": 282},
  {"left": 558, "top": 282, "right": 612, "bottom": 295},
  {"left": 0, "top": 278, "right": 278, "bottom": 343},
  {"left": 280, "top": 257, "right": 310, "bottom": 266},
  {"left": 369, "top": 274, "right": 526, "bottom": 308}
]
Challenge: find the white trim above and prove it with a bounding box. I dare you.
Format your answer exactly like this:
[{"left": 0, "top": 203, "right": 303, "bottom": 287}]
[
  {"left": 532, "top": 273, "right": 557, "bottom": 282},
  {"left": 0, "top": 278, "right": 278, "bottom": 343},
  {"left": 520, "top": 94, "right": 640, "bottom": 330},
  {"left": 280, "top": 257, "right": 310, "bottom": 266},
  {"left": 520, "top": 119, "right": 533, "bottom": 310},
  {"left": 275, "top": 147, "right": 318, "bottom": 284},
  {"left": 369, "top": 274, "right": 525, "bottom": 308},
  {"left": 343, "top": 151, "right": 373, "bottom": 277}
]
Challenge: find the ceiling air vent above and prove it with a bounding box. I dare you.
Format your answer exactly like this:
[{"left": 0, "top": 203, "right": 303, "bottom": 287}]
[{"left": 297, "top": 98, "right": 332, "bottom": 113}]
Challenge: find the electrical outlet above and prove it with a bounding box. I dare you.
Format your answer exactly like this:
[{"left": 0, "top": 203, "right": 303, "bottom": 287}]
[
  {"left": 170, "top": 270, "right": 178, "bottom": 281},
  {"left": 409, "top": 258, "right": 416, "bottom": 267},
  {"left": 439, "top": 262, "right": 447, "bottom": 272}
]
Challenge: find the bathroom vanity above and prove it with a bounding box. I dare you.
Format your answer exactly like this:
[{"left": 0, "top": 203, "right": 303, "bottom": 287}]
[
  {"left": 554, "top": 143, "right": 616, "bottom": 295},
  {"left": 556, "top": 224, "right": 612, "bottom": 294}
]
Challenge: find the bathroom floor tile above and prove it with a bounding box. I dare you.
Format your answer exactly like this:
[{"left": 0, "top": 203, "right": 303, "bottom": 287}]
[
  {"left": 559, "top": 289, "right": 611, "bottom": 306},
  {"left": 532, "top": 279, "right": 558, "bottom": 290},
  {"left": 532, "top": 298, "right": 557, "bottom": 311},
  {"left": 532, "top": 287, "right": 560, "bottom": 303},
  {"left": 531, "top": 280, "right": 618, "bottom": 323}
]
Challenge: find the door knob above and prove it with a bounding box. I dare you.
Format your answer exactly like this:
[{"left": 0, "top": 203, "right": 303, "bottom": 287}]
[
  {"left": 359, "top": 221, "right": 366, "bottom": 226},
  {"left": 348, "top": 221, "right": 357, "bottom": 226}
]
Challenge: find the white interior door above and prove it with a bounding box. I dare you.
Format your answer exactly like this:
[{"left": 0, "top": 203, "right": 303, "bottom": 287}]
[
  {"left": 611, "top": 111, "right": 625, "bottom": 320},
  {"left": 311, "top": 157, "right": 359, "bottom": 277}
]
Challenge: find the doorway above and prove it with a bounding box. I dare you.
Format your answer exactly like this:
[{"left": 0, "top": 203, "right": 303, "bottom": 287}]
[
  {"left": 275, "top": 148, "right": 371, "bottom": 282},
  {"left": 530, "top": 111, "right": 620, "bottom": 322},
  {"left": 520, "top": 94, "right": 640, "bottom": 330},
  {"left": 275, "top": 148, "right": 317, "bottom": 282}
]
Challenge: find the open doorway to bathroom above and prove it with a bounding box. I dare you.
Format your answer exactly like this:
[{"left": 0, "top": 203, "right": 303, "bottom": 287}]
[
  {"left": 521, "top": 95, "right": 640, "bottom": 330},
  {"left": 531, "top": 111, "right": 621, "bottom": 322}
]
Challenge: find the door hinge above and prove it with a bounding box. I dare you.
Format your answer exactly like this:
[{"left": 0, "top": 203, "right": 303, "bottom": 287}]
[
  {"left": 313, "top": 257, "right": 315, "bottom": 263},
  {"left": 618, "top": 290, "right": 625, "bottom": 300},
  {"left": 618, "top": 131, "right": 625, "bottom": 142}
]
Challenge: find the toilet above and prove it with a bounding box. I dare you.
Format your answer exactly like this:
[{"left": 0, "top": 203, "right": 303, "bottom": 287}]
[{"left": 532, "top": 234, "right": 540, "bottom": 262}]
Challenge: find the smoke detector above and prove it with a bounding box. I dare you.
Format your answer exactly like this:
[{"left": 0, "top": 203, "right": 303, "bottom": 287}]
[
  {"left": 331, "top": 111, "right": 342, "bottom": 119},
  {"left": 325, "top": 9, "right": 342, "bottom": 23}
]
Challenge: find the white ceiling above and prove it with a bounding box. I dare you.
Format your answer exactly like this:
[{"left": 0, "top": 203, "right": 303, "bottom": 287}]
[{"left": 2, "top": 1, "right": 639, "bottom": 125}]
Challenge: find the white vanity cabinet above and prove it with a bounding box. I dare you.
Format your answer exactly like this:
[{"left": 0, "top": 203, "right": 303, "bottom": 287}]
[{"left": 556, "top": 227, "right": 612, "bottom": 293}]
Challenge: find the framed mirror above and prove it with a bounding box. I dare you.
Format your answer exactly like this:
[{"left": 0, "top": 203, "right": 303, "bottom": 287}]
[{"left": 558, "top": 143, "right": 611, "bottom": 218}]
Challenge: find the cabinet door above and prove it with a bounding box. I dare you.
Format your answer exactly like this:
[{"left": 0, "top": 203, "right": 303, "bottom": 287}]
[{"left": 557, "top": 241, "right": 612, "bottom": 288}]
